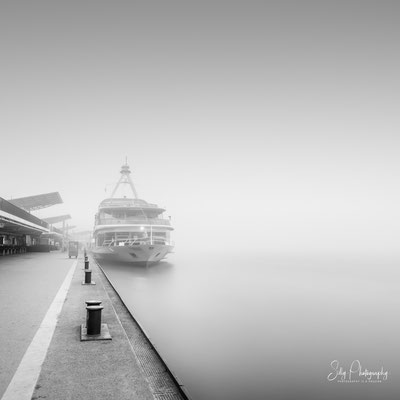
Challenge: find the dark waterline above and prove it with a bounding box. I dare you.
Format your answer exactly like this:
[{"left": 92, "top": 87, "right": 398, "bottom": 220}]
[{"left": 98, "top": 251, "right": 400, "bottom": 400}]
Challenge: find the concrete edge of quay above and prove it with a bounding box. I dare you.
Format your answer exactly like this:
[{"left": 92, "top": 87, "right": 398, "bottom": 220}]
[
  {"left": 29, "top": 252, "right": 192, "bottom": 400},
  {"left": 93, "top": 256, "right": 193, "bottom": 400}
]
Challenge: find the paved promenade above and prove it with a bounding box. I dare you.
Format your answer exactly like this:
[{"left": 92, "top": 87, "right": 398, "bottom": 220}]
[{"left": 0, "top": 251, "right": 187, "bottom": 400}]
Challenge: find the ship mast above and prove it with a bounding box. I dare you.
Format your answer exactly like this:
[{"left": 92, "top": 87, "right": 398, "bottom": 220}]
[{"left": 110, "top": 159, "right": 139, "bottom": 199}]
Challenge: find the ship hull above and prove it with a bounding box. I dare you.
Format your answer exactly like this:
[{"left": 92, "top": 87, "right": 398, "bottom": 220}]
[{"left": 91, "top": 243, "right": 173, "bottom": 265}]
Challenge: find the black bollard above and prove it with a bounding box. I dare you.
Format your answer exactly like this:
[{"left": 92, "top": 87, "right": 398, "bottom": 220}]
[
  {"left": 85, "top": 300, "right": 102, "bottom": 307},
  {"left": 84, "top": 259, "right": 89, "bottom": 269},
  {"left": 85, "top": 300, "right": 101, "bottom": 324},
  {"left": 86, "top": 305, "right": 104, "bottom": 335},
  {"left": 84, "top": 269, "right": 92, "bottom": 284},
  {"left": 80, "top": 302, "right": 111, "bottom": 341}
]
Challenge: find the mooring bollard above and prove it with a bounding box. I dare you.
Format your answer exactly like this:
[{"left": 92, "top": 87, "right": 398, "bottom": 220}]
[
  {"left": 80, "top": 301, "right": 111, "bottom": 341},
  {"left": 85, "top": 300, "right": 102, "bottom": 324},
  {"left": 85, "top": 300, "right": 102, "bottom": 307},
  {"left": 84, "top": 269, "right": 92, "bottom": 284},
  {"left": 81, "top": 268, "right": 95, "bottom": 285},
  {"left": 84, "top": 259, "right": 89, "bottom": 269},
  {"left": 86, "top": 305, "right": 104, "bottom": 335}
]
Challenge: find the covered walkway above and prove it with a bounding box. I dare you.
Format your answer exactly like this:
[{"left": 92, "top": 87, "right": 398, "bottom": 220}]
[{"left": 0, "top": 197, "right": 49, "bottom": 255}]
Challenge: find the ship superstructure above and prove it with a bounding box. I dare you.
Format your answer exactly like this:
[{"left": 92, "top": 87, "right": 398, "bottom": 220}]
[{"left": 92, "top": 162, "right": 174, "bottom": 264}]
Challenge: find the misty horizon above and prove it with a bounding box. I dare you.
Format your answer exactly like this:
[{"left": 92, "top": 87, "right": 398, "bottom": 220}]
[
  {"left": 1, "top": 2, "right": 400, "bottom": 399},
  {"left": 2, "top": 2, "right": 398, "bottom": 257}
]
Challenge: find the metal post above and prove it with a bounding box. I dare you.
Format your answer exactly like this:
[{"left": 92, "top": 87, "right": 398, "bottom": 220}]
[
  {"left": 85, "top": 300, "right": 102, "bottom": 307},
  {"left": 85, "top": 300, "right": 101, "bottom": 322},
  {"left": 84, "top": 259, "right": 89, "bottom": 269},
  {"left": 84, "top": 269, "right": 92, "bottom": 284},
  {"left": 86, "top": 305, "right": 103, "bottom": 335}
]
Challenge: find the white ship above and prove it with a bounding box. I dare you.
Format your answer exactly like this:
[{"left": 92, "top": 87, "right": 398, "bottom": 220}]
[{"left": 92, "top": 162, "right": 174, "bottom": 265}]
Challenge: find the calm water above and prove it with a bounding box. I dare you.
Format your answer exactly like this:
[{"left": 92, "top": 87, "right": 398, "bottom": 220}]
[{"left": 99, "top": 250, "right": 400, "bottom": 400}]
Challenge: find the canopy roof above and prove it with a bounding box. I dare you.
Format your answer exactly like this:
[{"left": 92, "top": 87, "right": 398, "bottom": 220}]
[
  {"left": 9, "top": 192, "right": 63, "bottom": 212},
  {"left": 0, "top": 197, "right": 49, "bottom": 234},
  {"left": 43, "top": 214, "right": 72, "bottom": 224}
]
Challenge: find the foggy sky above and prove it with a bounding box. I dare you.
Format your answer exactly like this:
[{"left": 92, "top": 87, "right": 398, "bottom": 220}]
[{"left": 1, "top": 1, "right": 399, "bottom": 256}]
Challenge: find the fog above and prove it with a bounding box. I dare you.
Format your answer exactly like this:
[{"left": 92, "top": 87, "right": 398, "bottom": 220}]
[
  {"left": 0, "top": 1, "right": 400, "bottom": 396},
  {"left": 1, "top": 1, "right": 399, "bottom": 258},
  {"left": 99, "top": 250, "right": 400, "bottom": 400}
]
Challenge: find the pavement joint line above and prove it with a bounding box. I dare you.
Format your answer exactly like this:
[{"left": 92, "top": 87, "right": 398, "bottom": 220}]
[{"left": 1, "top": 259, "right": 78, "bottom": 400}]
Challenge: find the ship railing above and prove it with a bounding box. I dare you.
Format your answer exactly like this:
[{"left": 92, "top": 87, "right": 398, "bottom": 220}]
[
  {"left": 100, "top": 199, "right": 159, "bottom": 208},
  {"left": 97, "top": 217, "right": 171, "bottom": 226},
  {"left": 100, "top": 236, "right": 171, "bottom": 247}
]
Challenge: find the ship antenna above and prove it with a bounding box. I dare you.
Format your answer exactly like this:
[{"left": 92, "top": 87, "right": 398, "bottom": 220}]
[{"left": 110, "top": 160, "right": 139, "bottom": 199}]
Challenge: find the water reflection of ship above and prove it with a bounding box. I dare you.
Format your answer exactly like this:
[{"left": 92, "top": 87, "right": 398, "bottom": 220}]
[{"left": 92, "top": 161, "right": 174, "bottom": 265}]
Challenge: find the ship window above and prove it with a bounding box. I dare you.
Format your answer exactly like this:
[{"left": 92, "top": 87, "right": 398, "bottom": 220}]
[{"left": 153, "top": 232, "right": 166, "bottom": 238}]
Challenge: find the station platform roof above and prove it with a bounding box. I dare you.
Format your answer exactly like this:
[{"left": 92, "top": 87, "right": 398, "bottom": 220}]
[
  {"left": 50, "top": 226, "right": 64, "bottom": 235},
  {"left": 9, "top": 192, "right": 63, "bottom": 212},
  {"left": 0, "top": 197, "right": 49, "bottom": 235},
  {"left": 43, "top": 214, "right": 72, "bottom": 224}
]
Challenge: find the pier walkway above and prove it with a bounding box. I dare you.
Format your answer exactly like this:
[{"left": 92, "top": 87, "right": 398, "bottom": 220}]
[{"left": 0, "top": 251, "right": 187, "bottom": 400}]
